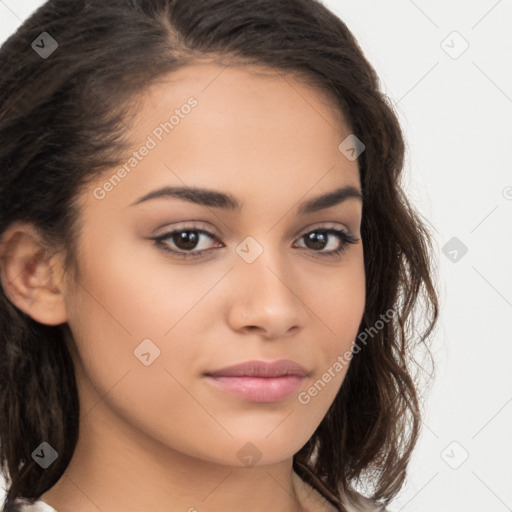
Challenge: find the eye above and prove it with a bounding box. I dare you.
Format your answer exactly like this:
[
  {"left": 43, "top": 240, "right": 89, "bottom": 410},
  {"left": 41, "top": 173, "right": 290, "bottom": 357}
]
[
  {"left": 152, "top": 227, "right": 221, "bottom": 259},
  {"left": 294, "top": 228, "right": 359, "bottom": 258},
  {"left": 151, "top": 225, "right": 359, "bottom": 260}
]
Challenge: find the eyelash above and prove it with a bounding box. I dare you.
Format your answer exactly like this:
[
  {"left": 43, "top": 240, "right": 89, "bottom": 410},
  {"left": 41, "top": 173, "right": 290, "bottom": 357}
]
[{"left": 151, "top": 225, "right": 359, "bottom": 260}]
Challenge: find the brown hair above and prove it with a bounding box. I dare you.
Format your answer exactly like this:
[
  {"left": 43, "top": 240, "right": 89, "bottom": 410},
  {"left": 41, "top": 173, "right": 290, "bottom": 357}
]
[{"left": 0, "top": 1, "right": 439, "bottom": 510}]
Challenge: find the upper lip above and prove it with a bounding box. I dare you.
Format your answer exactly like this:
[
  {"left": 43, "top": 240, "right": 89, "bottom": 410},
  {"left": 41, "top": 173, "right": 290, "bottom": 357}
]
[{"left": 204, "top": 359, "right": 309, "bottom": 378}]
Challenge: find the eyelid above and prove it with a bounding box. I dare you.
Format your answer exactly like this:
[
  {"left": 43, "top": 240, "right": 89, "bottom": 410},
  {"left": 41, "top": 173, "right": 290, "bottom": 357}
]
[
  {"left": 151, "top": 220, "right": 359, "bottom": 260},
  {"left": 152, "top": 220, "right": 355, "bottom": 243},
  {"left": 152, "top": 221, "right": 222, "bottom": 238},
  {"left": 295, "top": 221, "right": 354, "bottom": 237}
]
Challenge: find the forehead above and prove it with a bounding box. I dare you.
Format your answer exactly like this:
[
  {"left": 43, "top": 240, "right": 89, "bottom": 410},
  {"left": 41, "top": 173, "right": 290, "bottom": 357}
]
[
  {"left": 83, "top": 62, "right": 361, "bottom": 216},
  {"left": 132, "top": 61, "right": 350, "bottom": 148}
]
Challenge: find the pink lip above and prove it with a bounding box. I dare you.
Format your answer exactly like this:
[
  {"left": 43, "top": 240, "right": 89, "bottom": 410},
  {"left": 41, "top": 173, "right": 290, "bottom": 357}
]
[{"left": 204, "top": 359, "right": 309, "bottom": 403}]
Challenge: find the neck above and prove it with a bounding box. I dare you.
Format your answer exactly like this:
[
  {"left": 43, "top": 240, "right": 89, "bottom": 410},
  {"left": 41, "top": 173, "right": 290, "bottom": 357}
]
[{"left": 39, "top": 399, "right": 309, "bottom": 512}]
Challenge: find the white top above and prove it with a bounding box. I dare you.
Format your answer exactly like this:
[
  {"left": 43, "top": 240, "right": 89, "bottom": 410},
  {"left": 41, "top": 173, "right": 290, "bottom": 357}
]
[
  {"left": 18, "top": 501, "right": 54, "bottom": 512},
  {"left": 16, "top": 472, "right": 387, "bottom": 512},
  {"left": 291, "top": 471, "right": 388, "bottom": 512}
]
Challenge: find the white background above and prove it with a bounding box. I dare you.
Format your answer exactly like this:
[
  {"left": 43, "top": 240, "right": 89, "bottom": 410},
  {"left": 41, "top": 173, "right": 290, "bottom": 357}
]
[{"left": 1, "top": 1, "right": 511, "bottom": 510}]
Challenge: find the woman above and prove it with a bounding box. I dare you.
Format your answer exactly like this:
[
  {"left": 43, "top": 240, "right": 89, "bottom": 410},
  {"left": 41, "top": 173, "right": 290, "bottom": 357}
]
[{"left": 0, "top": 1, "right": 439, "bottom": 511}]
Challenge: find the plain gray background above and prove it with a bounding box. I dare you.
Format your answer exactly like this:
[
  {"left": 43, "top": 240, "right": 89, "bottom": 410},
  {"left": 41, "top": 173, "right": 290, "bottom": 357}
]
[{"left": 1, "top": 1, "right": 511, "bottom": 510}]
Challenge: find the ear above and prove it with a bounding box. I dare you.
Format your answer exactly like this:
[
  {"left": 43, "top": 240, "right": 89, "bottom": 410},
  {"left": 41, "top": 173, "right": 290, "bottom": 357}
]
[{"left": 0, "top": 222, "right": 68, "bottom": 325}]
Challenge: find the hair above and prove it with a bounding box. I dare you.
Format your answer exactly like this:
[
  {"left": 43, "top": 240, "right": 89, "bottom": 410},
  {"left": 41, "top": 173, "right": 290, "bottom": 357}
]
[{"left": 0, "top": 1, "right": 439, "bottom": 510}]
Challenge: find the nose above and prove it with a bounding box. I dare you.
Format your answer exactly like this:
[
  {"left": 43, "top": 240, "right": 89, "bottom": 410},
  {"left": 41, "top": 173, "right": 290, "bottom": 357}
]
[{"left": 225, "top": 247, "right": 306, "bottom": 339}]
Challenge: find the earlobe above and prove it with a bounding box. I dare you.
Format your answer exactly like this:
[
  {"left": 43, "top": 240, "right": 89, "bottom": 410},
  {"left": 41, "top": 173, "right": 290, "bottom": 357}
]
[{"left": 0, "top": 223, "right": 68, "bottom": 325}]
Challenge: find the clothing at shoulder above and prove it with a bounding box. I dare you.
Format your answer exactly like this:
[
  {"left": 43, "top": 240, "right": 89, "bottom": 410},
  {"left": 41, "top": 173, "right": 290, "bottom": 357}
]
[
  {"left": 292, "top": 470, "right": 389, "bottom": 512},
  {"left": 17, "top": 500, "right": 56, "bottom": 512},
  {"left": 345, "top": 491, "right": 389, "bottom": 512},
  {"left": 17, "top": 477, "right": 388, "bottom": 512}
]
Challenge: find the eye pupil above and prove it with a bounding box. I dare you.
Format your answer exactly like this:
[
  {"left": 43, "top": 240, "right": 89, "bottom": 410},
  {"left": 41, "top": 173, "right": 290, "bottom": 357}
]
[
  {"left": 304, "top": 231, "right": 327, "bottom": 250},
  {"left": 174, "top": 230, "right": 199, "bottom": 250}
]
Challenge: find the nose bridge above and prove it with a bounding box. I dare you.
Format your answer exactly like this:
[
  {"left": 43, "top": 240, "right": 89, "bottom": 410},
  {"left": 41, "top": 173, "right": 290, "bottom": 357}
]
[
  {"left": 229, "top": 234, "right": 304, "bottom": 335},
  {"left": 236, "top": 234, "right": 290, "bottom": 296}
]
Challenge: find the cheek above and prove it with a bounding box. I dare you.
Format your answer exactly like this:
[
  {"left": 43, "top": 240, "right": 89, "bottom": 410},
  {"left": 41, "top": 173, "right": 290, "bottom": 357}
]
[
  {"left": 63, "top": 249, "right": 209, "bottom": 447},
  {"left": 291, "top": 249, "right": 365, "bottom": 411},
  {"left": 315, "top": 248, "right": 366, "bottom": 357},
  {"left": 63, "top": 232, "right": 220, "bottom": 410},
  {"left": 68, "top": 230, "right": 205, "bottom": 338}
]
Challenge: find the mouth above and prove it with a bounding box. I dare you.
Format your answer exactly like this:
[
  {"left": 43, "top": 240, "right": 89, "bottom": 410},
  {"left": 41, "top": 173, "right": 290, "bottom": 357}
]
[{"left": 203, "top": 359, "right": 309, "bottom": 403}]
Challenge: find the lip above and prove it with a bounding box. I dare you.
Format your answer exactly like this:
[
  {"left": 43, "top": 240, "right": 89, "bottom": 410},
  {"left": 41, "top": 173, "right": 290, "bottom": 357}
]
[
  {"left": 203, "top": 359, "right": 309, "bottom": 403},
  {"left": 205, "top": 359, "right": 309, "bottom": 378}
]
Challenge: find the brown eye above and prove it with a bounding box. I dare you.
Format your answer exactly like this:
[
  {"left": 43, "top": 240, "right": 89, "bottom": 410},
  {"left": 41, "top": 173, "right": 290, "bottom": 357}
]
[
  {"left": 173, "top": 230, "right": 201, "bottom": 250},
  {"left": 303, "top": 231, "right": 329, "bottom": 250},
  {"left": 295, "top": 228, "right": 359, "bottom": 258},
  {"left": 153, "top": 228, "right": 220, "bottom": 259}
]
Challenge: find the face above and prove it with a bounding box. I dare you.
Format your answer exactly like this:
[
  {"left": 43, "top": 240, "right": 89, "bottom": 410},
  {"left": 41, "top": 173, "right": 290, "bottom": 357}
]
[{"left": 62, "top": 62, "right": 365, "bottom": 468}]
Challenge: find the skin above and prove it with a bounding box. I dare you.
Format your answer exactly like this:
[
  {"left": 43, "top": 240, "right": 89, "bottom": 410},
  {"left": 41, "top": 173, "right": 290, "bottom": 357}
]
[{"left": 1, "top": 63, "right": 365, "bottom": 512}]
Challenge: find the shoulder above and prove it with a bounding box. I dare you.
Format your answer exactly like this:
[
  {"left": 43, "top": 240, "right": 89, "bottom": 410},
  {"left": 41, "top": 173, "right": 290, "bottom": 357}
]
[
  {"left": 292, "top": 471, "right": 389, "bottom": 512},
  {"left": 292, "top": 470, "right": 339, "bottom": 512},
  {"left": 16, "top": 499, "right": 57, "bottom": 512},
  {"left": 344, "top": 491, "right": 390, "bottom": 512},
  {"left": 16, "top": 480, "right": 389, "bottom": 512}
]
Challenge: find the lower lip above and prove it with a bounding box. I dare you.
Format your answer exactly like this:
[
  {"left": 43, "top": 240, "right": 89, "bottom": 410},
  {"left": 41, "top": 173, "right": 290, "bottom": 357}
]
[{"left": 204, "top": 375, "right": 305, "bottom": 402}]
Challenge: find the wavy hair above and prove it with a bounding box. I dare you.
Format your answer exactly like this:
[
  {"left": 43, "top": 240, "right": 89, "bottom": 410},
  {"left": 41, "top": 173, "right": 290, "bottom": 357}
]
[{"left": 0, "top": 0, "right": 439, "bottom": 510}]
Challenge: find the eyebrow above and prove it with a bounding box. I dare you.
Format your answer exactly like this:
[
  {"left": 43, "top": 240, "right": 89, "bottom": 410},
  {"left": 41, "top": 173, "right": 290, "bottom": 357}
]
[{"left": 129, "top": 184, "right": 362, "bottom": 214}]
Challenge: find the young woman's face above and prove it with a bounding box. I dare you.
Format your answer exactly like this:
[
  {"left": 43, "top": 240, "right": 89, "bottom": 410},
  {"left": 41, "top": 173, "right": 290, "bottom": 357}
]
[{"left": 63, "top": 63, "right": 365, "bottom": 468}]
